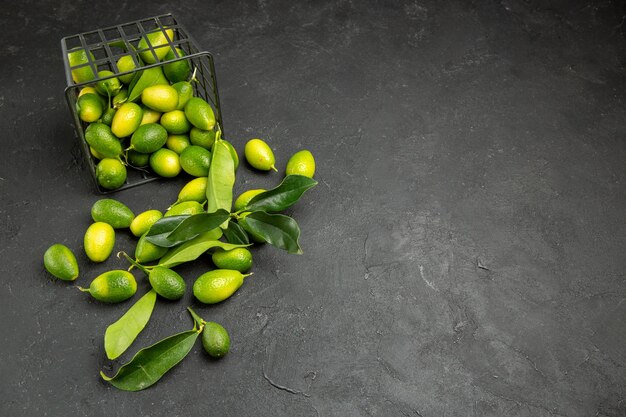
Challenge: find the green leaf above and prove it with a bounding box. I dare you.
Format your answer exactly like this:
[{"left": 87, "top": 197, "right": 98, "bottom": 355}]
[
  {"left": 206, "top": 139, "right": 235, "bottom": 214},
  {"left": 244, "top": 175, "right": 317, "bottom": 213},
  {"left": 100, "top": 328, "right": 200, "bottom": 391},
  {"left": 222, "top": 220, "right": 250, "bottom": 245},
  {"left": 239, "top": 211, "right": 303, "bottom": 254},
  {"left": 144, "top": 215, "right": 189, "bottom": 247},
  {"left": 104, "top": 290, "right": 157, "bottom": 360},
  {"left": 165, "top": 210, "right": 230, "bottom": 244},
  {"left": 158, "top": 231, "right": 249, "bottom": 268},
  {"left": 128, "top": 67, "right": 166, "bottom": 102}
]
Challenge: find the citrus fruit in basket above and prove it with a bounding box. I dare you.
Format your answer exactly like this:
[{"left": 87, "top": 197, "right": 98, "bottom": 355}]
[
  {"left": 161, "top": 110, "right": 191, "bottom": 134},
  {"left": 130, "top": 123, "right": 168, "bottom": 153},
  {"left": 189, "top": 127, "right": 215, "bottom": 149},
  {"left": 179, "top": 145, "right": 211, "bottom": 177},
  {"left": 126, "top": 150, "right": 149, "bottom": 167},
  {"left": 96, "top": 158, "right": 127, "bottom": 190},
  {"left": 201, "top": 322, "right": 230, "bottom": 358},
  {"left": 130, "top": 209, "right": 163, "bottom": 237},
  {"left": 163, "top": 48, "right": 191, "bottom": 83},
  {"left": 286, "top": 150, "right": 315, "bottom": 178},
  {"left": 85, "top": 123, "right": 123, "bottom": 158},
  {"left": 211, "top": 248, "right": 253, "bottom": 273},
  {"left": 43, "top": 244, "right": 79, "bottom": 281},
  {"left": 244, "top": 138, "right": 277, "bottom": 171},
  {"left": 140, "top": 106, "right": 162, "bottom": 125},
  {"left": 149, "top": 148, "right": 181, "bottom": 178},
  {"left": 68, "top": 48, "right": 97, "bottom": 84},
  {"left": 233, "top": 189, "right": 266, "bottom": 212},
  {"left": 95, "top": 70, "right": 122, "bottom": 97},
  {"left": 142, "top": 85, "right": 179, "bottom": 112},
  {"left": 166, "top": 134, "right": 191, "bottom": 154},
  {"left": 138, "top": 27, "right": 175, "bottom": 64},
  {"left": 184, "top": 97, "right": 215, "bottom": 130},
  {"left": 116, "top": 55, "right": 137, "bottom": 84},
  {"left": 172, "top": 81, "right": 194, "bottom": 110},
  {"left": 111, "top": 103, "right": 143, "bottom": 138},
  {"left": 79, "top": 86, "right": 99, "bottom": 97},
  {"left": 84, "top": 222, "right": 115, "bottom": 262},
  {"left": 100, "top": 108, "right": 116, "bottom": 126},
  {"left": 81, "top": 270, "right": 137, "bottom": 303},
  {"left": 76, "top": 93, "right": 104, "bottom": 123}
]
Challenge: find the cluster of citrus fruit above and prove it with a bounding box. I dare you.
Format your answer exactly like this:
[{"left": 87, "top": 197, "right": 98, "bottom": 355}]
[{"left": 68, "top": 28, "right": 224, "bottom": 190}]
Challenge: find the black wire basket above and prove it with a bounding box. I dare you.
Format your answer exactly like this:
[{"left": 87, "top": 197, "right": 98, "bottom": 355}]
[{"left": 61, "top": 13, "right": 223, "bottom": 193}]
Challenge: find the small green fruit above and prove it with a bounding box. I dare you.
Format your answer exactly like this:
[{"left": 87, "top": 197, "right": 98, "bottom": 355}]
[
  {"left": 82, "top": 270, "right": 137, "bottom": 303},
  {"left": 202, "top": 322, "right": 230, "bottom": 358},
  {"left": 43, "top": 244, "right": 79, "bottom": 281},
  {"left": 193, "top": 269, "right": 250, "bottom": 304},
  {"left": 148, "top": 267, "right": 186, "bottom": 300},
  {"left": 211, "top": 248, "right": 252, "bottom": 273},
  {"left": 91, "top": 199, "right": 135, "bottom": 229},
  {"left": 84, "top": 222, "right": 115, "bottom": 262}
]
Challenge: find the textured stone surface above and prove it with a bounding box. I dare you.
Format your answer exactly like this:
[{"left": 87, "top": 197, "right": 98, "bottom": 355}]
[{"left": 1, "top": 1, "right": 625, "bottom": 416}]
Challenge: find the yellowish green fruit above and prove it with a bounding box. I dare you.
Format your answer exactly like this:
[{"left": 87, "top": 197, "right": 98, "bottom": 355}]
[
  {"left": 81, "top": 270, "right": 137, "bottom": 303},
  {"left": 100, "top": 108, "right": 116, "bottom": 126},
  {"left": 140, "top": 105, "right": 162, "bottom": 125},
  {"left": 111, "top": 102, "right": 143, "bottom": 138},
  {"left": 90, "top": 146, "right": 106, "bottom": 160},
  {"left": 233, "top": 189, "right": 266, "bottom": 212},
  {"left": 177, "top": 177, "right": 208, "bottom": 204},
  {"left": 127, "top": 150, "right": 150, "bottom": 167},
  {"left": 130, "top": 209, "right": 163, "bottom": 237},
  {"left": 68, "top": 48, "right": 97, "bottom": 84},
  {"left": 149, "top": 148, "right": 181, "bottom": 178},
  {"left": 95, "top": 70, "right": 122, "bottom": 96},
  {"left": 172, "top": 81, "right": 193, "bottom": 110},
  {"left": 223, "top": 140, "right": 239, "bottom": 170},
  {"left": 161, "top": 110, "right": 191, "bottom": 134},
  {"left": 141, "top": 84, "right": 179, "bottom": 112},
  {"left": 179, "top": 145, "right": 211, "bottom": 177},
  {"left": 138, "top": 28, "right": 175, "bottom": 64},
  {"left": 79, "top": 86, "right": 100, "bottom": 97},
  {"left": 85, "top": 123, "right": 123, "bottom": 158},
  {"left": 135, "top": 233, "right": 168, "bottom": 263},
  {"left": 148, "top": 267, "right": 186, "bottom": 300},
  {"left": 211, "top": 248, "right": 252, "bottom": 273},
  {"left": 244, "top": 138, "right": 276, "bottom": 171},
  {"left": 201, "top": 322, "right": 230, "bottom": 358},
  {"left": 166, "top": 134, "right": 191, "bottom": 154},
  {"left": 163, "top": 48, "right": 191, "bottom": 83},
  {"left": 91, "top": 199, "right": 135, "bottom": 229},
  {"left": 164, "top": 201, "right": 204, "bottom": 217},
  {"left": 76, "top": 93, "right": 104, "bottom": 123},
  {"left": 96, "top": 158, "right": 127, "bottom": 190},
  {"left": 130, "top": 123, "right": 168, "bottom": 153},
  {"left": 116, "top": 55, "right": 137, "bottom": 84},
  {"left": 43, "top": 244, "right": 79, "bottom": 281},
  {"left": 84, "top": 222, "right": 115, "bottom": 262},
  {"left": 286, "top": 149, "right": 315, "bottom": 178},
  {"left": 193, "top": 269, "right": 251, "bottom": 304},
  {"left": 184, "top": 97, "right": 215, "bottom": 130},
  {"left": 189, "top": 127, "right": 215, "bottom": 150}
]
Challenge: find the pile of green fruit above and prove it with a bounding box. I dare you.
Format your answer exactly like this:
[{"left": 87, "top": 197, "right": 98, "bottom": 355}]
[{"left": 68, "top": 27, "right": 227, "bottom": 190}]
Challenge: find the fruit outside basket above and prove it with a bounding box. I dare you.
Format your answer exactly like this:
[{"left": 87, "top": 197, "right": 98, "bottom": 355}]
[{"left": 61, "top": 13, "right": 223, "bottom": 193}]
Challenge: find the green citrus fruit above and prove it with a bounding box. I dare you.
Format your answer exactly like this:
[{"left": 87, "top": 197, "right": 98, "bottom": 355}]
[
  {"left": 100, "top": 108, "right": 116, "bottom": 126},
  {"left": 43, "top": 244, "right": 79, "bottom": 281},
  {"left": 148, "top": 267, "right": 186, "bottom": 300},
  {"left": 95, "top": 70, "right": 122, "bottom": 96},
  {"left": 163, "top": 48, "right": 191, "bottom": 83},
  {"left": 184, "top": 97, "right": 215, "bottom": 130},
  {"left": 166, "top": 134, "right": 191, "bottom": 154},
  {"left": 68, "top": 48, "right": 97, "bottom": 84},
  {"left": 164, "top": 201, "right": 204, "bottom": 217},
  {"left": 90, "top": 146, "right": 105, "bottom": 160},
  {"left": 130, "top": 123, "right": 168, "bottom": 153},
  {"left": 130, "top": 209, "right": 163, "bottom": 237},
  {"left": 127, "top": 149, "right": 150, "bottom": 167},
  {"left": 223, "top": 140, "right": 240, "bottom": 170},
  {"left": 244, "top": 138, "right": 276, "bottom": 171},
  {"left": 84, "top": 123, "right": 123, "bottom": 158},
  {"left": 76, "top": 93, "right": 104, "bottom": 123},
  {"left": 201, "top": 322, "right": 230, "bottom": 358},
  {"left": 116, "top": 55, "right": 137, "bottom": 84},
  {"left": 160, "top": 110, "right": 191, "bottom": 134},
  {"left": 179, "top": 145, "right": 211, "bottom": 177},
  {"left": 285, "top": 150, "right": 315, "bottom": 178},
  {"left": 79, "top": 86, "right": 99, "bottom": 97},
  {"left": 149, "top": 148, "right": 181, "bottom": 177},
  {"left": 141, "top": 85, "right": 179, "bottom": 112},
  {"left": 111, "top": 102, "right": 143, "bottom": 138},
  {"left": 112, "top": 88, "right": 128, "bottom": 109},
  {"left": 233, "top": 189, "right": 266, "bottom": 212},
  {"left": 172, "top": 81, "right": 194, "bottom": 110},
  {"left": 211, "top": 248, "right": 252, "bottom": 272},
  {"left": 140, "top": 105, "right": 162, "bottom": 125},
  {"left": 84, "top": 222, "right": 115, "bottom": 262},
  {"left": 193, "top": 269, "right": 250, "bottom": 304},
  {"left": 189, "top": 127, "right": 215, "bottom": 149},
  {"left": 138, "top": 28, "right": 174, "bottom": 64},
  {"left": 83, "top": 270, "right": 137, "bottom": 303},
  {"left": 96, "top": 158, "right": 127, "bottom": 190},
  {"left": 91, "top": 199, "right": 135, "bottom": 229},
  {"left": 135, "top": 233, "right": 168, "bottom": 263},
  {"left": 177, "top": 177, "right": 207, "bottom": 203}
]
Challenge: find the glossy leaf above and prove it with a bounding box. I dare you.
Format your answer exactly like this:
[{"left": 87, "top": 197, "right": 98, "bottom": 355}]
[
  {"left": 165, "top": 210, "right": 230, "bottom": 244},
  {"left": 159, "top": 231, "right": 249, "bottom": 268},
  {"left": 244, "top": 175, "right": 317, "bottom": 213},
  {"left": 222, "top": 220, "right": 250, "bottom": 245},
  {"left": 104, "top": 290, "right": 157, "bottom": 360},
  {"left": 206, "top": 139, "right": 235, "bottom": 215},
  {"left": 239, "top": 211, "right": 302, "bottom": 254}
]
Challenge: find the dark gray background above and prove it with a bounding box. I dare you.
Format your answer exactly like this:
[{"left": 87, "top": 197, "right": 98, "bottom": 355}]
[{"left": 1, "top": 1, "right": 625, "bottom": 416}]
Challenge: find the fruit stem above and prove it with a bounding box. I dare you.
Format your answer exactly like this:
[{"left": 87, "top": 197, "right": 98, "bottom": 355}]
[
  {"left": 242, "top": 272, "right": 254, "bottom": 280},
  {"left": 76, "top": 286, "right": 90, "bottom": 293},
  {"left": 270, "top": 165, "right": 278, "bottom": 172},
  {"left": 189, "top": 67, "right": 198, "bottom": 84},
  {"left": 187, "top": 307, "right": 206, "bottom": 329},
  {"left": 117, "top": 251, "right": 151, "bottom": 275}
]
